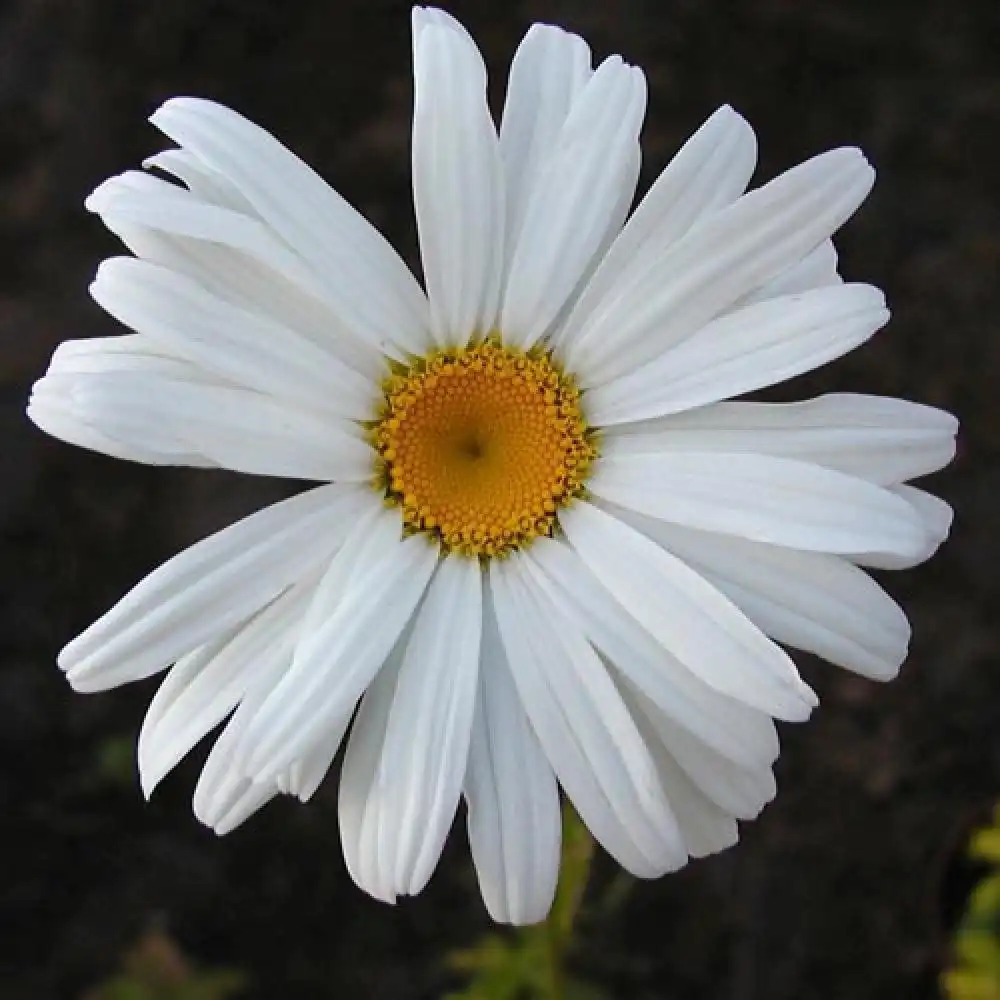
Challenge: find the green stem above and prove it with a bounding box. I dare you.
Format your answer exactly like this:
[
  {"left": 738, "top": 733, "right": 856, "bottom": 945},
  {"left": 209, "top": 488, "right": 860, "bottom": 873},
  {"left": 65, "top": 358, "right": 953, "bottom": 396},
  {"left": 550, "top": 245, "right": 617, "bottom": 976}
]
[{"left": 539, "top": 803, "right": 596, "bottom": 1000}]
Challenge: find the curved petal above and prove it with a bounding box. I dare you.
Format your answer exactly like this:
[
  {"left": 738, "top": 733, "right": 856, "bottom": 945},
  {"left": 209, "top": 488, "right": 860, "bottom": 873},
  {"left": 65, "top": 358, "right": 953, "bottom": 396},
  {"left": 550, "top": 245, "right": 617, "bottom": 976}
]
[
  {"left": 139, "top": 581, "right": 313, "bottom": 797},
  {"left": 558, "top": 502, "right": 816, "bottom": 720},
  {"left": 58, "top": 484, "right": 371, "bottom": 692},
  {"left": 521, "top": 536, "right": 780, "bottom": 769},
  {"left": 91, "top": 190, "right": 383, "bottom": 376},
  {"left": 623, "top": 685, "right": 776, "bottom": 820},
  {"left": 412, "top": 13, "right": 504, "bottom": 345},
  {"left": 590, "top": 451, "right": 928, "bottom": 558},
  {"left": 149, "top": 97, "right": 431, "bottom": 356},
  {"left": 499, "top": 24, "right": 592, "bottom": 265},
  {"left": 90, "top": 257, "right": 375, "bottom": 421},
  {"left": 564, "top": 147, "right": 875, "bottom": 385},
  {"left": 31, "top": 367, "right": 373, "bottom": 482},
  {"left": 585, "top": 283, "right": 888, "bottom": 425},
  {"left": 500, "top": 56, "right": 646, "bottom": 348},
  {"left": 464, "top": 594, "right": 561, "bottom": 924},
  {"left": 142, "top": 148, "right": 257, "bottom": 214},
  {"left": 616, "top": 508, "right": 912, "bottom": 680},
  {"left": 849, "top": 484, "right": 954, "bottom": 570},
  {"left": 344, "top": 556, "right": 483, "bottom": 901},
  {"left": 490, "top": 557, "right": 687, "bottom": 878},
  {"left": 739, "top": 238, "right": 840, "bottom": 307},
  {"left": 554, "top": 105, "right": 756, "bottom": 353},
  {"left": 601, "top": 393, "right": 958, "bottom": 486},
  {"left": 237, "top": 516, "right": 439, "bottom": 781}
]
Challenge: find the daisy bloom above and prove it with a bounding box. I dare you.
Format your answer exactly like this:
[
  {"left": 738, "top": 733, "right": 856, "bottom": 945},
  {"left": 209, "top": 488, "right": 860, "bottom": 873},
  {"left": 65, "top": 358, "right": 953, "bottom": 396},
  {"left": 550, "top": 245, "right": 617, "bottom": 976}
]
[{"left": 29, "top": 7, "right": 957, "bottom": 924}]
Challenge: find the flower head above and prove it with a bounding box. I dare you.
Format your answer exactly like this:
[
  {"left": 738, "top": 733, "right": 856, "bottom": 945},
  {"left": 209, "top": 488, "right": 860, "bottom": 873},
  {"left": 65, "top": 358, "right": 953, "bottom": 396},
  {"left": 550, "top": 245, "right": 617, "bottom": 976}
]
[{"left": 29, "top": 7, "right": 956, "bottom": 923}]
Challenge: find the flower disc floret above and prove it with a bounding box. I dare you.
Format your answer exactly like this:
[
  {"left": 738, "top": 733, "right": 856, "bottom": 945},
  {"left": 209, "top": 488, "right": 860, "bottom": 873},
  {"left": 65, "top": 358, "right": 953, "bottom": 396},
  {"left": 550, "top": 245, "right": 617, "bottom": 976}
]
[{"left": 373, "top": 341, "right": 595, "bottom": 557}]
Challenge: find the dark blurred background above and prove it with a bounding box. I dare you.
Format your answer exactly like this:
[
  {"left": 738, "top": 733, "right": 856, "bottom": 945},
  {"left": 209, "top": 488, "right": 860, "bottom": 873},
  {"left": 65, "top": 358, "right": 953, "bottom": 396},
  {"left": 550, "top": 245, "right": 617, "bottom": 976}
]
[{"left": 1, "top": 0, "right": 997, "bottom": 997}]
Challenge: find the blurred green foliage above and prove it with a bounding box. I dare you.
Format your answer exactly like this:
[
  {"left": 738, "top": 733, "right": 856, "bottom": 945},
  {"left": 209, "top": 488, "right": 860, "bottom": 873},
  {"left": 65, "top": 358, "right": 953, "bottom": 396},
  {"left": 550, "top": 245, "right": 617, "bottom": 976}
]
[
  {"left": 447, "top": 803, "right": 607, "bottom": 1000},
  {"left": 82, "top": 929, "right": 247, "bottom": 1000},
  {"left": 943, "top": 803, "right": 1000, "bottom": 1000}
]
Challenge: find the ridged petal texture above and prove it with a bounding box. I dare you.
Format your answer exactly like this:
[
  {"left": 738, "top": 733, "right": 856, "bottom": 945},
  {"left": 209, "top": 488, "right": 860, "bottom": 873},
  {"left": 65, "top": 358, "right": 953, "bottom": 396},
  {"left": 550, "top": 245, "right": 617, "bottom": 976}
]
[{"left": 29, "top": 6, "right": 956, "bottom": 926}]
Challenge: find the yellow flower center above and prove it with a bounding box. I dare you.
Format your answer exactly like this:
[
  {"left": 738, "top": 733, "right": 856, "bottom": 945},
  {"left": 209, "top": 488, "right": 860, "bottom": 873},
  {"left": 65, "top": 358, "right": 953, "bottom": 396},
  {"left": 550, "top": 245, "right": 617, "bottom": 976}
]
[{"left": 372, "top": 341, "right": 595, "bottom": 557}]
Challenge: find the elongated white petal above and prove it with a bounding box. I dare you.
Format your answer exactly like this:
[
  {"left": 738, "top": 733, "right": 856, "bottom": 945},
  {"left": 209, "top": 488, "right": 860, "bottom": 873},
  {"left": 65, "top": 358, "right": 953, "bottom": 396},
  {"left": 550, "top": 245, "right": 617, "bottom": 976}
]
[
  {"left": 143, "top": 148, "right": 257, "bottom": 214},
  {"left": 139, "top": 581, "right": 313, "bottom": 797},
  {"left": 412, "top": 16, "right": 504, "bottom": 345},
  {"left": 238, "top": 523, "right": 438, "bottom": 781},
  {"left": 586, "top": 284, "right": 888, "bottom": 425},
  {"left": 149, "top": 98, "right": 431, "bottom": 355},
  {"left": 740, "top": 238, "right": 841, "bottom": 306},
  {"left": 90, "top": 257, "right": 375, "bottom": 420},
  {"left": 194, "top": 689, "right": 286, "bottom": 834},
  {"left": 522, "top": 537, "right": 779, "bottom": 769},
  {"left": 617, "top": 509, "right": 911, "bottom": 680},
  {"left": 59, "top": 485, "right": 370, "bottom": 690},
  {"left": 500, "top": 56, "right": 646, "bottom": 348},
  {"left": 559, "top": 502, "right": 816, "bottom": 720},
  {"left": 87, "top": 172, "right": 332, "bottom": 305},
  {"left": 499, "top": 24, "right": 592, "bottom": 263},
  {"left": 99, "top": 212, "right": 383, "bottom": 377},
  {"left": 28, "top": 386, "right": 208, "bottom": 468},
  {"left": 631, "top": 720, "right": 739, "bottom": 859},
  {"left": 591, "top": 451, "right": 928, "bottom": 558},
  {"left": 490, "top": 558, "right": 687, "bottom": 877},
  {"left": 603, "top": 394, "right": 958, "bottom": 486},
  {"left": 850, "top": 484, "right": 954, "bottom": 569},
  {"left": 555, "top": 105, "right": 756, "bottom": 352},
  {"left": 464, "top": 595, "right": 561, "bottom": 924},
  {"left": 34, "top": 369, "right": 372, "bottom": 481},
  {"left": 350, "top": 556, "right": 483, "bottom": 899},
  {"left": 624, "top": 685, "right": 776, "bottom": 820},
  {"left": 566, "top": 148, "right": 875, "bottom": 384}
]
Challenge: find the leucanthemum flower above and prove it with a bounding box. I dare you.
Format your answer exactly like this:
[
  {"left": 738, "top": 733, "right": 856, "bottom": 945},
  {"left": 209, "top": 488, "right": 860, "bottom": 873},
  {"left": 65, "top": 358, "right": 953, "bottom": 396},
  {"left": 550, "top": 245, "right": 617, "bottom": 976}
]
[{"left": 29, "top": 7, "right": 957, "bottom": 924}]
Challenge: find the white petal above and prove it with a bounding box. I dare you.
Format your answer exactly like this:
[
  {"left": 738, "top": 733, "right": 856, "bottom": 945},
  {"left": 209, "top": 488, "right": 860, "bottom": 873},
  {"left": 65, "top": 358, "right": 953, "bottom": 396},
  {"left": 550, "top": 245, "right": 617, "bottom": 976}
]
[
  {"left": 739, "top": 238, "right": 841, "bottom": 306},
  {"left": 590, "top": 451, "right": 928, "bottom": 558},
  {"left": 142, "top": 148, "right": 258, "bottom": 214},
  {"left": 585, "top": 283, "right": 888, "bottom": 424},
  {"left": 559, "top": 502, "right": 816, "bottom": 720},
  {"left": 357, "top": 556, "right": 483, "bottom": 899},
  {"left": 194, "top": 693, "right": 284, "bottom": 834},
  {"left": 498, "top": 24, "right": 592, "bottom": 266},
  {"left": 464, "top": 595, "right": 561, "bottom": 924},
  {"left": 621, "top": 682, "right": 741, "bottom": 858},
  {"left": 635, "top": 734, "right": 739, "bottom": 859},
  {"left": 602, "top": 393, "right": 958, "bottom": 486},
  {"left": 565, "top": 147, "right": 875, "bottom": 385},
  {"left": 149, "top": 98, "right": 430, "bottom": 356},
  {"left": 59, "top": 484, "right": 369, "bottom": 690},
  {"left": 28, "top": 382, "right": 208, "bottom": 469},
  {"left": 138, "top": 581, "right": 313, "bottom": 797},
  {"left": 412, "top": 16, "right": 504, "bottom": 345},
  {"left": 90, "top": 257, "right": 375, "bottom": 420},
  {"left": 850, "top": 484, "right": 954, "bottom": 570},
  {"left": 617, "top": 509, "right": 911, "bottom": 681},
  {"left": 34, "top": 368, "right": 372, "bottom": 481},
  {"left": 624, "top": 685, "right": 776, "bottom": 820},
  {"left": 87, "top": 172, "right": 345, "bottom": 318},
  {"left": 338, "top": 635, "right": 407, "bottom": 904},
  {"left": 490, "top": 557, "right": 687, "bottom": 877},
  {"left": 238, "top": 520, "right": 438, "bottom": 781},
  {"left": 522, "top": 537, "right": 780, "bottom": 769},
  {"left": 99, "top": 212, "right": 382, "bottom": 377},
  {"left": 500, "top": 56, "right": 646, "bottom": 348},
  {"left": 554, "top": 105, "right": 756, "bottom": 353}
]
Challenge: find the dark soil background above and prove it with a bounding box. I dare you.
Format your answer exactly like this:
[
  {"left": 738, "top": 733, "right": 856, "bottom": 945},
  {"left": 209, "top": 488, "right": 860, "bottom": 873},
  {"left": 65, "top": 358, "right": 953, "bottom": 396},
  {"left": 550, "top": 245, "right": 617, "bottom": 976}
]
[{"left": 1, "top": 1, "right": 997, "bottom": 998}]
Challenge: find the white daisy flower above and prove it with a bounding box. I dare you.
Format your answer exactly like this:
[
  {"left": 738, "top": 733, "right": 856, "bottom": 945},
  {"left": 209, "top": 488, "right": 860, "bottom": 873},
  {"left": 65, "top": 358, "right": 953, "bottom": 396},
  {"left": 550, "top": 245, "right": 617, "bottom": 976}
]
[{"left": 29, "top": 7, "right": 956, "bottom": 924}]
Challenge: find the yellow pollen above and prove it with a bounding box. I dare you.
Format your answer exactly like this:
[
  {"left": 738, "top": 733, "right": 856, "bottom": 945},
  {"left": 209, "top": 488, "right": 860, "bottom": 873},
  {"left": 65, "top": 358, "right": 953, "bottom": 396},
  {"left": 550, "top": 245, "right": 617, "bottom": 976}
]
[{"left": 372, "top": 341, "right": 595, "bottom": 557}]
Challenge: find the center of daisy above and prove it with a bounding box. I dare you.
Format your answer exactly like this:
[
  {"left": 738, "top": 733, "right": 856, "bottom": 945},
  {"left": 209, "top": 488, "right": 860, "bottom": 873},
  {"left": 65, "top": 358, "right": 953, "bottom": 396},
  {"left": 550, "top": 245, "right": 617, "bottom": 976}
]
[{"left": 372, "top": 341, "right": 594, "bottom": 557}]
